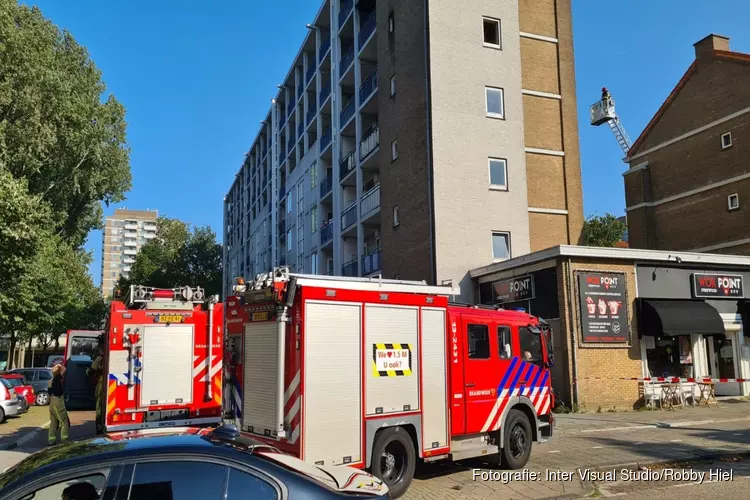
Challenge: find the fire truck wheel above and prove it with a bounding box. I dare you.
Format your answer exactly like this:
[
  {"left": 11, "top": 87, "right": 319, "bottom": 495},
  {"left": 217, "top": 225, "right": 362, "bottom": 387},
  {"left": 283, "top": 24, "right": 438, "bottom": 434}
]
[
  {"left": 370, "top": 427, "right": 416, "bottom": 499},
  {"left": 499, "top": 409, "right": 532, "bottom": 469}
]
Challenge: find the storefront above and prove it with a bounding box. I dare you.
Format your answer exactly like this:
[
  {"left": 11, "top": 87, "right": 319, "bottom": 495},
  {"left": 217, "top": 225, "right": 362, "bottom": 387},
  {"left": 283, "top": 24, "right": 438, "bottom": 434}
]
[{"left": 470, "top": 246, "right": 750, "bottom": 409}]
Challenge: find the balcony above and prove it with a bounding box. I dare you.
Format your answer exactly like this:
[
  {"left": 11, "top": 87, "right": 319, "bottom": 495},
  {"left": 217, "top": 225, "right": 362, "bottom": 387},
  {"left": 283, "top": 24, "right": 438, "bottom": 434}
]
[
  {"left": 361, "top": 184, "right": 380, "bottom": 219},
  {"left": 297, "top": 121, "right": 304, "bottom": 139},
  {"left": 321, "top": 125, "right": 333, "bottom": 150},
  {"left": 321, "top": 222, "right": 333, "bottom": 244},
  {"left": 143, "top": 224, "right": 157, "bottom": 232},
  {"left": 339, "top": 45, "right": 354, "bottom": 75},
  {"left": 123, "top": 240, "right": 137, "bottom": 247},
  {"left": 278, "top": 142, "right": 286, "bottom": 162},
  {"left": 320, "top": 174, "right": 333, "bottom": 198},
  {"left": 278, "top": 112, "right": 287, "bottom": 131},
  {"left": 124, "top": 223, "right": 138, "bottom": 230},
  {"left": 342, "top": 258, "right": 358, "bottom": 277},
  {"left": 358, "top": 10, "right": 376, "bottom": 48},
  {"left": 297, "top": 85, "right": 303, "bottom": 102},
  {"left": 362, "top": 249, "right": 381, "bottom": 275},
  {"left": 306, "top": 100, "right": 317, "bottom": 126},
  {"left": 341, "top": 203, "right": 357, "bottom": 231},
  {"left": 340, "top": 98, "right": 355, "bottom": 127},
  {"left": 287, "top": 102, "right": 294, "bottom": 117},
  {"left": 340, "top": 151, "right": 356, "bottom": 180},
  {"left": 319, "top": 38, "right": 331, "bottom": 63},
  {"left": 360, "top": 125, "right": 380, "bottom": 160},
  {"left": 124, "top": 257, "right": 135, "bottom": 264},
  {"left": 319, "top": 81, "right": 331, "bottom": 105},
  {"left": 287, "top": 131, "right": 296, "bottom": 153},
  {"left": 359, "top": 69, "right": 378, "bottom": 104},
  {"left": 339, "top": 0, "right": 353, "bottom": 27},
  {"left": 306, "top": 64, "right": 316, "bottom": 86},
  {"left": 144, "top": 232, "right": 156, "bottom": 240},
  {"left": 278, "top": 220, "right": 286, "bottom": 234}
]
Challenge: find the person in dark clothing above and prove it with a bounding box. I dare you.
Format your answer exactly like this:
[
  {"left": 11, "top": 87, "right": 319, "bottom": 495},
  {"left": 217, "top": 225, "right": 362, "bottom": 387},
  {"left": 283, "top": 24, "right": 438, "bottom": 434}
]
[
  {"left": 49, "top": 364, "right": 70, "bottom": 445},
  {"left": 61, "top": 481, "right": 99, "bottom": 500}
]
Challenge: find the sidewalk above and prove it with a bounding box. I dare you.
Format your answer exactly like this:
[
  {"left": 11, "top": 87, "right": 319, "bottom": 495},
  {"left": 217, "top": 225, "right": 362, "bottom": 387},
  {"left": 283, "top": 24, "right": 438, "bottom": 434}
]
[{"left": 1, "top": 410, "right": 95, "bottom": 452}]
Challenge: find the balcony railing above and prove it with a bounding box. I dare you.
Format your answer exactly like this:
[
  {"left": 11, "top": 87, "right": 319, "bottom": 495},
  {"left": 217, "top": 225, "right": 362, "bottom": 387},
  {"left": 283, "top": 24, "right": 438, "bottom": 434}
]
[
  {"left": 362, "top": 250, "right": 381, "bottom": 275},
  {"left": 341, "top": 203, "right": 357, "bottom": 230},
  {"left": 340, "top": 98, "right": 355, "bottom": 127},
  {"left": 319, "top": 38, "right": 331, "bottom": 63},
  {"left": 321, "top": 125, "right": 332, "bottom": 150},
  {"left": 339, "top": 0, "right": 353, "bottom": 27},
  {"left": 321, "top": 222, "right": 333, "bottom": 244},
  {"left": 306, "top": 64, "right": 316, "bottom": 85},
  {"left": 319, "top": 81, "right": 331, "bottom": 105},
  {"left": 361, "top": 183, "right": 380, "bottom": 218},
  {"left": 359, "top": 69, "right": 378, "bottom": 104},
  {"left": 340, "top": 151, "right": 356, "bottom": 179},
  {"left": 342, "top": 258, "right": 358, "bottom": 277},
  {"left": 358, "top": 10, "right": 376, "bottom": 48},
  {"left": 320, "top": 174, "right": 333, "bottom": 198},
  {"left": 360, "top": 125, "right": 379, "bottom": 160},
  {"left": 340, "top": 45, "right": 354, "bottom": 74}
]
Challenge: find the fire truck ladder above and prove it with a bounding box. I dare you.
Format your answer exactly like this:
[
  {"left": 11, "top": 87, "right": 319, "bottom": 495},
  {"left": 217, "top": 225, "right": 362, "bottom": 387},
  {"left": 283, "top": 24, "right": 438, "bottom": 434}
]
[{"left": 590, "top": 91, "right": 633, "bottom": 155}]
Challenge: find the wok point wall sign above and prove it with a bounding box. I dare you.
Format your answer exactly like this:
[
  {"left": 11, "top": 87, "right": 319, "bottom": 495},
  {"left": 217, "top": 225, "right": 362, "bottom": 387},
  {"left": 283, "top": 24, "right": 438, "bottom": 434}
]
[
  {"left": 692, "top": 273, "right": 744, "bottom": 299},
  {"left": 576, "top": 271, "right": 629, "bottom": 343}
]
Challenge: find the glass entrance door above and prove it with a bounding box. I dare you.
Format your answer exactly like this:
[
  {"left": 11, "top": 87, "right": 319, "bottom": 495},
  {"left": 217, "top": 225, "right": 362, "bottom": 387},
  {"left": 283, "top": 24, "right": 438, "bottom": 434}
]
[{"left": 708, "top": 334, "right": 740, "bottom": 396}]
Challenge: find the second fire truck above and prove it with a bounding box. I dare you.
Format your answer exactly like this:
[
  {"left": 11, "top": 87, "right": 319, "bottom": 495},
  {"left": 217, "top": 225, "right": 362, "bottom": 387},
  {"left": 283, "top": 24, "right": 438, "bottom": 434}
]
[
  {"left": 227, "top": 268, "right": 555, "bottom": 498},
  {"left": 98, "top": 285, "right": 224, "bottom": 433}
]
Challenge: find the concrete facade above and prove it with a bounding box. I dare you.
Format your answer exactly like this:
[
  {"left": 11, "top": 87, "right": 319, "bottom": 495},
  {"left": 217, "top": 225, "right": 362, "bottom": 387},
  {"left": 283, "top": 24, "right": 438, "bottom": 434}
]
[
  {"left": 624, "top": 34, "right": 750, "bottom": 255},
  {"left": 101, "top": 209, "right": 158, "bottom": 298},
  {"left": 223, "top": 0, "right": 584, "bottom": 302}
]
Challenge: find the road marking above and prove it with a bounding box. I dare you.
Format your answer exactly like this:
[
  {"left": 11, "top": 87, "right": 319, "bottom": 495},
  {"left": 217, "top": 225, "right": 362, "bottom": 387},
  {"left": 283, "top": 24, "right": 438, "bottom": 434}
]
[
  {"left": 633, "top": 442, "right": 645, "bottom": 445},
  {"left": 669, "top": 439, "right": 682, "bottom": 442},
  {"left": 548, "top": 450, "right": 560, "bottom": 453},
  {"left": 733, "top": 433, "right": 743, "bottom": 436},
  {"left": 592, "top": 446, "right": 604, "bottom": 449}
]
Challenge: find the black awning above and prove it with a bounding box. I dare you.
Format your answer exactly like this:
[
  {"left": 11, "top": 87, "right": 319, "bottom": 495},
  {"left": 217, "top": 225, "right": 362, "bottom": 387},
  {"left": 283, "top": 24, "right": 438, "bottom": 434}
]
[{"left": 639, "top": 299, "right": 726, "bottom": 337}]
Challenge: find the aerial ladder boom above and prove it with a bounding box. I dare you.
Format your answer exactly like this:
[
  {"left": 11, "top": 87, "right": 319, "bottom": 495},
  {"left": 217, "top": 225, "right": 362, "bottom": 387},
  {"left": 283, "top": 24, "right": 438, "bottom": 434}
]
[{"left": 590, "top": 88, "right": 633, "bottom": 155}]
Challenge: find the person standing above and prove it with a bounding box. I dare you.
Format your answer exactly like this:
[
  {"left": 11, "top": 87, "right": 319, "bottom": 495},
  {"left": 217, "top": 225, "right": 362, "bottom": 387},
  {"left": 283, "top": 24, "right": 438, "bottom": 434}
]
[
  {"left": 87, "top": 343, "right": 105, "bottom": 434},
  {"left": 48, "top": 364, "right": 70, "bottom": 446}
]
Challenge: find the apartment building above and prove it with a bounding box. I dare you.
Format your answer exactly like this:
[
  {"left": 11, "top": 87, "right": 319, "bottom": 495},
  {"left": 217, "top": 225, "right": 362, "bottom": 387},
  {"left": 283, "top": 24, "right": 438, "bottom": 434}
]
[
  {"left": 101, "top": 209, "right": 158, "bottom": 298},
  {"left": 223, "top": 0, "right": 583, "bottom": 301},
  {"left": 624, "top": 34, "right": 750, "bottom": 255}
]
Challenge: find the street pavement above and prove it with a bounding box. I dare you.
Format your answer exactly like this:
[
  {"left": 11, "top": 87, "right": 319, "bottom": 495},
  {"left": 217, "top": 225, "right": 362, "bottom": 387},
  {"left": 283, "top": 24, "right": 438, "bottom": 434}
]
[{"left": 1, "top": 401, "right": 750, "bottom": 499}]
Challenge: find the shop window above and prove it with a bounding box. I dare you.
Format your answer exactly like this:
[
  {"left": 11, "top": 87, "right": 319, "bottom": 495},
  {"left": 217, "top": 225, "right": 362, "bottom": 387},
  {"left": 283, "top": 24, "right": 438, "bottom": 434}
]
[
  {"left": 498, "top": 326, "right": 512, "bottom": 359},
  {"left": 468, "top": 324, "right": 490, "bottom": 359},
  {"left": 519, "top": 327, "right": 542, "bottom": 364},
  {"left": 645, "top": 336, "right": 694, "bottom": 378}
]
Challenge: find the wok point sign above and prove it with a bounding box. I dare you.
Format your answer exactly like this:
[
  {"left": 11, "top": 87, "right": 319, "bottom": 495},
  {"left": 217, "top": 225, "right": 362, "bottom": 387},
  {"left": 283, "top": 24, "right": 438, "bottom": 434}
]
[
  {"left": 577, "top": 271, "right": 629, "bottom": 343},
  {"left": 692, "top": 273, "right": 744, "bottom": 299}
]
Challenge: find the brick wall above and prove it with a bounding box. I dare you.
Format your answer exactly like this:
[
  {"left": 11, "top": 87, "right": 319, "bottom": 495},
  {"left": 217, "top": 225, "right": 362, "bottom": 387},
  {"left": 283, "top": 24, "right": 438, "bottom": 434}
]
[{"left": 557, "top": 259, "right": 643, "bottom": 410}]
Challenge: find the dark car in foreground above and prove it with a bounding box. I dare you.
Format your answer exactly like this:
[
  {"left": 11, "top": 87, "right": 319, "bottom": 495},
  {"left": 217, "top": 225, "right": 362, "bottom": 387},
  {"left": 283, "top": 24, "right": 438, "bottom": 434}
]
[{"left": 0, "top": 425, "right": 389, "bottom": 499}]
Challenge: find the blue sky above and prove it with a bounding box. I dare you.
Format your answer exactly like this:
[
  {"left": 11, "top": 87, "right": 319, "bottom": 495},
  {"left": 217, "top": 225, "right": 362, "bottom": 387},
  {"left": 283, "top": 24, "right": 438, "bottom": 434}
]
[{"left": 23, "top": 0, "right": 750, "bottom": 286}]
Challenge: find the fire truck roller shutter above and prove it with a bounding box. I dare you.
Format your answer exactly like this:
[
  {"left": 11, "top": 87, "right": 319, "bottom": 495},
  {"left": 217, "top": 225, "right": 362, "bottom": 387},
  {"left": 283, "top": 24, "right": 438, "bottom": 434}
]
[
  {"left": 140, "top": 325, "right": 194, "bottom": 406},
  {"left": 304, "top": 301, "right": 362, "bottom": 466},
  {"left": 243, "top": 322, "right": 279, "bottom": 436},
  {"left": 365, "top": 304, "right": 419, "bottom": 416},
  {"left": 420, "top": 308, "right": 448, "bottom": 451}
]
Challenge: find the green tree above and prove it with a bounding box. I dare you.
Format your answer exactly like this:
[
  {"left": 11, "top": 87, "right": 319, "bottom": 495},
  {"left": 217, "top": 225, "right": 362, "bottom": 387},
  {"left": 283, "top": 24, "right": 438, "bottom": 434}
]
[
  {"left": 583, "top": 214, "right": 627, "bottom": 247},
  {"left": 115, "top": 217, "right": 223, "bottom": 299},
  {"left": 0, "top": 0, "right": 131, "bottom": 247}
]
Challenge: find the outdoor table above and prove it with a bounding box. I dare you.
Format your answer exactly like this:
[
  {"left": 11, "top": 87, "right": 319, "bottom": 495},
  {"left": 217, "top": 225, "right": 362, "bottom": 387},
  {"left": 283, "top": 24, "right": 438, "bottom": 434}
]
[
  {"left": 660, "top": 383, "right": 683, "bottom": 411},
  {"left": 696, "top": 381, "right": 719, "bottom": 407}
]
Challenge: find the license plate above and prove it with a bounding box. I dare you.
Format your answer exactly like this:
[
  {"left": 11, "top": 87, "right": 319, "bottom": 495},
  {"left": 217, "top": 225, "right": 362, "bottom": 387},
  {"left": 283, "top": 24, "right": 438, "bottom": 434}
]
[
  {"left": 252, "top": 312, "right": 269, "bottom": 322},
  {"left": 157, "top": 315, "right": 184, "bottom": 323}
]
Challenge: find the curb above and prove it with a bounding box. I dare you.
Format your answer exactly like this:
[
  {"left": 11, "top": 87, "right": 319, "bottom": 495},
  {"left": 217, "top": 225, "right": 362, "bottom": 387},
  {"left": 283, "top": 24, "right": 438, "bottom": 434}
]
[
  {"left": 591, "top": 450, "right": 750, "bottom": 472},
  {"left": 0, "top": 421, "right": 51, "bottom": 451}
]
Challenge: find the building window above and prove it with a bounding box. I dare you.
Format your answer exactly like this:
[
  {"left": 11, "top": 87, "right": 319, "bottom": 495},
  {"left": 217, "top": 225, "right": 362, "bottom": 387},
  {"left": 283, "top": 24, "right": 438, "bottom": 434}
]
[
  {"left": 467, "top": 324, "right": 490, "bottom": 359},
  {"left": 491, "top": 231, "right": 510, "bottom": 261},
  {"left": 287, "top": 230, "right": 292, "bottom": 251},
  {"left": 721, "top": 132, "right": 732, "bottom": 149},
  {"left": 388, "top": 12, "right": 395, "bottom": 33},
  {"left": 485, "top": 87, "right": 504, "bottom": 118},
  {"left": 391, "top": 139, "right": 398, "bottom": 161},
  {"left": 498, "top": 326, "right": 512, "bottom": 359},
  {"left": 286, "top": 192, "right": 292, "bottom": 214},
  {"left": 311, "top": 252, "right": 319, "bottom": 274},
  {"left": 488, "top": 157, "right": 508, "bottom": 189},
  {"left": 728, "top": 193, "right": 740, "bottom": 211},
  {"left": 390, "top": 75, "right": 396, "bottom": 97},
  {"left": 519, "top": 327, "right": 542, "bottom": 364},
  {"left": 482, "top": 17, "right": 501, "bottom": 48},
  {"left": 311, "top": 205, "right": 318, "bottom": 233},
  {"left": 393, "top": 205, "right": 400, "bottom": 227},
  {"left": 310, "top": 164, "right": 317, "bottom": 189}
]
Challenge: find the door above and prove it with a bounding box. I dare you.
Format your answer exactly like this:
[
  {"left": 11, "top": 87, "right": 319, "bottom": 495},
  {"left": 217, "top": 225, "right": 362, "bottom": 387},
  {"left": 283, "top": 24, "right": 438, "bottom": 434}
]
[
  {"left": 462, "top": 315, "right": 516, "bottom": 435},
  {"left": 708, "top": 334, "right": 740, "bottom": 396}
]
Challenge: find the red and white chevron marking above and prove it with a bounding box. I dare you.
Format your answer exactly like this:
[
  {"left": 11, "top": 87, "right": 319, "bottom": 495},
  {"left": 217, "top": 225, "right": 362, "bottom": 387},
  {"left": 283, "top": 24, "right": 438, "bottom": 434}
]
[
  {"left": 193, "top": 355, "right": 223, "bottom": 382},
  {"left": 482, "top": 385, "right": 552, "bottom": 433},
  {"left": 284, "top": 370, "right": 301, "bottom": 444}
]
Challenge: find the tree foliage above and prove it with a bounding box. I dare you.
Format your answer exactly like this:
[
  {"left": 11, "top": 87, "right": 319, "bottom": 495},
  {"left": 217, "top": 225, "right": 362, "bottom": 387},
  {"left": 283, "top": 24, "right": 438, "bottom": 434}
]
[
  {"left": 0, "top": 0, "right": 131, "bottom": 247},
  {"left": 583, "top": 214, "right": 627, "bottom": 247},
  {"left": 116, "top": 217, "right": 223, "bottom": 299}
]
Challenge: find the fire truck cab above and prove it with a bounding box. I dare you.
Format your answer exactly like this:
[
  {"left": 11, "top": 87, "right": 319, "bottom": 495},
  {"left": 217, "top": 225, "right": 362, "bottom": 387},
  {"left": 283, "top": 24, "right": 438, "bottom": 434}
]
[
  {"left": 99, "top": 285, "right": 224, "bottom": 433},
  {"left": 226, "top": 268, "right": 555, "bottom": 498}
]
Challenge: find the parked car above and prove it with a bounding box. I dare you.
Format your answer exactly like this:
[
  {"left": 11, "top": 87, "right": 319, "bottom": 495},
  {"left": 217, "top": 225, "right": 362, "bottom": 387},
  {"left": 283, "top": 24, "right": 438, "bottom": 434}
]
[
  {"left": 9, "top": 368, "right": 53, "bottom": 406},
  {"left": 0, "top": 373, "right": 35, "bottom": 408},
  {"left": 0, "top": 378, "right": 20, "bottom": 424},
  {"left": 0, "top": 425, "right": 390, "bottom": 499}
]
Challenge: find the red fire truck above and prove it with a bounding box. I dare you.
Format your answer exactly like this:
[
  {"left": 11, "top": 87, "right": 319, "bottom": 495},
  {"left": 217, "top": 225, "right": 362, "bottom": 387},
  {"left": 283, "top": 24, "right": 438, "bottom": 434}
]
[
  {"left": 226, "top": 268, "right": 555, "bottom": 498},
  {"left": 99, "top": 285, "right": 224, "bottom": 433}
]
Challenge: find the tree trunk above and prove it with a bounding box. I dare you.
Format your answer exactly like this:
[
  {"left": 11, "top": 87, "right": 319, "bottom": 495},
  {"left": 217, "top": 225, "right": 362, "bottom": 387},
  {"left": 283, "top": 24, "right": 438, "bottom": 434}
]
[
  {"left": 8, "top": 331, "right": 17, "bottom": 370},
  {"left": 26, "top": 335, "right": 33, "bottom": 367}
]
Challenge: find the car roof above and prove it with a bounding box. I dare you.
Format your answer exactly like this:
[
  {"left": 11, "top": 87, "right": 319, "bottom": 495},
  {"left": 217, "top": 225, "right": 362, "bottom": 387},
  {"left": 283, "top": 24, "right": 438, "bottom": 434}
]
[{"left": 0, "top": 429, "right": 275, "bottom": 491}]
